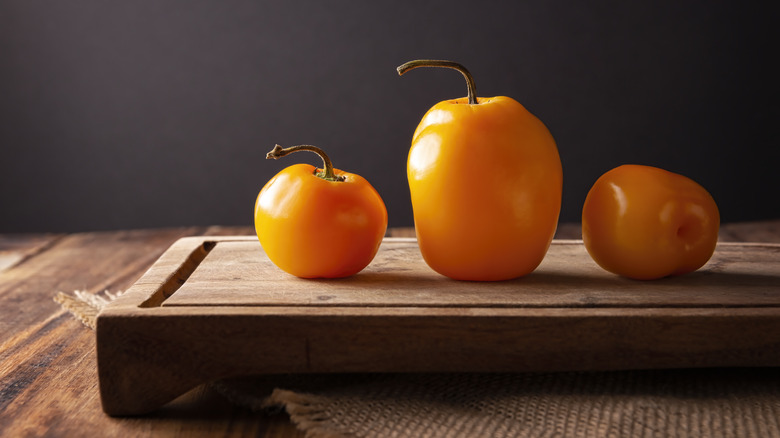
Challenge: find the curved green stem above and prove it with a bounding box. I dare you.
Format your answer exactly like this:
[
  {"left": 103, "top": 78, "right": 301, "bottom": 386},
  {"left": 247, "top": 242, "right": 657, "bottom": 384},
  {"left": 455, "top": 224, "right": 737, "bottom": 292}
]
[
  {"left": 266, "top": 144, "right": 345, "bottom": 182},
  {"left": 396, "top": 59, "right": 478, "bottom": 105}
]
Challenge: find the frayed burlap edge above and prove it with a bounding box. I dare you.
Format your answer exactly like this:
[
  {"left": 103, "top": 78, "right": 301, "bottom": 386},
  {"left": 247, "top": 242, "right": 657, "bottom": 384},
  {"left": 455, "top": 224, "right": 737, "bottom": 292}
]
[
  {"left": 54, "top": 289, "right": 122, "bottom": 330},
  {"left": 264, "top": 389, "right": 347, "bottom": 438},
  {"left": 209, "top": 380, "right": 347, "bottom": 438}
]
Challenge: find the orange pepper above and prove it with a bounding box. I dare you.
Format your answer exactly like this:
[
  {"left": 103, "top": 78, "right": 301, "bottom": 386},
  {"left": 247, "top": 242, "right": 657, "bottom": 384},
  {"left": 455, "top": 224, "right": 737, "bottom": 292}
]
[
  {"left": 397, "top": 60, "right": 562, "bottom": 281},
  {"left": 582, "top": 164, "right": 720, "bottom": 280},
  {"left": 254, "top": 144, "right": 388, "bottom": 278}
]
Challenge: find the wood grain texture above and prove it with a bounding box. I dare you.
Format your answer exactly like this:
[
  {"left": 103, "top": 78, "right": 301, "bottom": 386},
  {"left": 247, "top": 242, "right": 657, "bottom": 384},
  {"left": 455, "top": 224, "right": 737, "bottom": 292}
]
[
  {"left": 166, "top": 239, "right": 780, "bottom": 308},
  {"left": 0, "top": 226, "right": 304, "bottom": 438},
  {"left": 0, "top": 233, "right": 63, "bottom": 272},
  {"left": 2, "top": 222, "right": 779, "bottom": 435},
  {"left": 96, "top": 235, "right": 780, "bottom": 415}
]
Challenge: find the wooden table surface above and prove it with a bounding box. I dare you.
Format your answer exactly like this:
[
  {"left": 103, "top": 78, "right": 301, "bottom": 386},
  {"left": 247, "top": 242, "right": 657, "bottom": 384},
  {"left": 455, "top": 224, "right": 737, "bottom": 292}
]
[{"left": 1, "top": 221, "right": 778, "bottom": 437}]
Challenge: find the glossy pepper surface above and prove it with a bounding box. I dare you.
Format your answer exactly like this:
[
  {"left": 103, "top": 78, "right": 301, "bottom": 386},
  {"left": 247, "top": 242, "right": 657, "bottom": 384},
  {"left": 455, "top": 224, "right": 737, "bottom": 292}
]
[
  {"left": 398, "top": 60, "right": 562, "bottom": 281},
  {"left": 254, "top": 144, "right": 388, "bottom": 278},
  {"left": 582, "top": 164, "right": 720, "bottom": 280}
]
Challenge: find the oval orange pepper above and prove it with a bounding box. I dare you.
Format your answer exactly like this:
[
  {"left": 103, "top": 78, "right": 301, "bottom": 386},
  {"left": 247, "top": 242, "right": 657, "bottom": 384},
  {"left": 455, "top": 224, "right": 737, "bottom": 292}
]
[
  {"left": 254, "top": 144, "right": 388, "bottom": 278},
  {"left": 397, "top": 60, "right": 562, "bottom": 281},
  {"left": 582, "top": 164, "right": 720, "bottom": 280}
]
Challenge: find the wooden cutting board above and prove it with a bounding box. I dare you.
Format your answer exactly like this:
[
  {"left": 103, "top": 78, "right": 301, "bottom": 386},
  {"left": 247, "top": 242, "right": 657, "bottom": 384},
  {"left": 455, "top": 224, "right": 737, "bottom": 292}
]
[{"left": 96, "top": 236, "right": 780, "bottom": 416}]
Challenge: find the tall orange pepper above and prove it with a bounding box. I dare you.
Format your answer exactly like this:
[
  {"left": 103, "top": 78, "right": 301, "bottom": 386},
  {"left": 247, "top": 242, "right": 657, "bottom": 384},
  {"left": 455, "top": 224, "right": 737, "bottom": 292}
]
[{"left": 398, "top": 60, "right": 562, "bottom": 281}]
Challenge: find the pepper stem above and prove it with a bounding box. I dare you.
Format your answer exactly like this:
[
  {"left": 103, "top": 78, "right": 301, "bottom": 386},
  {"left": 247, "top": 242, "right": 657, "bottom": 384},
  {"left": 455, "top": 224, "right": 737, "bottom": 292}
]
[
  {"left": 396, "top": 59, "right": 478, "bottom": 105},
  {"left": 266, "top": 144, "right": 345, "bottom": 182}
]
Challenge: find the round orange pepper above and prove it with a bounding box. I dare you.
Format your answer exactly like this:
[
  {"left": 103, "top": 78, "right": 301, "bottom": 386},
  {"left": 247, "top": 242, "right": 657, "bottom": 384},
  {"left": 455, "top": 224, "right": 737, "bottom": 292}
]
[
  {"left": 397, "top": 60, "right": 562, "bottom": 281},
  {"left": 254, "top": 144, "right": 388, "bottom": 278},
  {"left": 582, "top": 164, "right": 720, "bottom": 280}
]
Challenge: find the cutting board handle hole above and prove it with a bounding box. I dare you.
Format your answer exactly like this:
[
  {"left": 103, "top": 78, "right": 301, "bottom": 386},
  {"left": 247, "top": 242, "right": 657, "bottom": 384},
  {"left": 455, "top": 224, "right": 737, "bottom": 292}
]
[{"left": 139, "top": 241, "right": 215, "bottom": 308}]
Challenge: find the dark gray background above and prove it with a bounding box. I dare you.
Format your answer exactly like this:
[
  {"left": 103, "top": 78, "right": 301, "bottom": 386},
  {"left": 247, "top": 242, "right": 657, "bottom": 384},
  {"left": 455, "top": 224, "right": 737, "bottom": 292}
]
[{"left": 1, "top": 1, "right": 777, "bottom": 233}]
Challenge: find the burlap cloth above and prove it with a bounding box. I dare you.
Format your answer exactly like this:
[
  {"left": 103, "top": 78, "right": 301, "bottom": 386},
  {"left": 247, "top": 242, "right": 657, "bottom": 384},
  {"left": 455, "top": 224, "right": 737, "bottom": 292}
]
[{"left": 57, "top": 291, "right": 780, "bottom": 438}]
